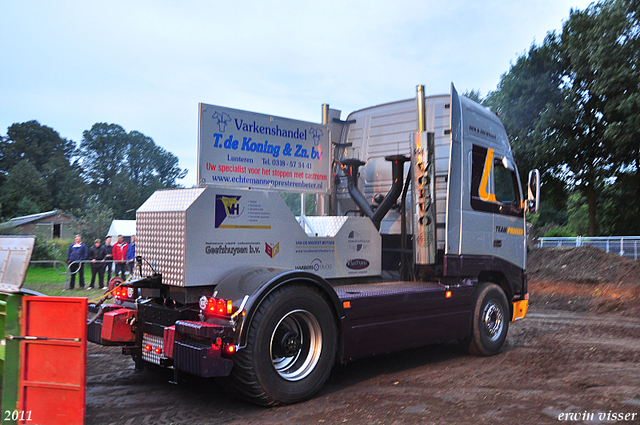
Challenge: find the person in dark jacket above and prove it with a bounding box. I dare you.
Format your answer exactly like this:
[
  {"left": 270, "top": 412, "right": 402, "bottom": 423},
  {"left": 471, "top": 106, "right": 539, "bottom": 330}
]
[
  {"left": 67, "top": 234, "right": 88, "bottom": 289},
  {"left": 104, "top": 236, "right": 113, "bottom": 283},
  {"left": 126, "top": 235, "right": 136, "bottom": 276},
  {"left": 88, "top": 238, "right": 107, "bottom": 290}
]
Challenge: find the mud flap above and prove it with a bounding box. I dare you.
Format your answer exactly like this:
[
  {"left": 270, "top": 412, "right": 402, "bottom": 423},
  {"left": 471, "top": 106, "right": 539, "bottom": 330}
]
[{"left": 512, "top": 299, "right": 528, "bottom": 321}]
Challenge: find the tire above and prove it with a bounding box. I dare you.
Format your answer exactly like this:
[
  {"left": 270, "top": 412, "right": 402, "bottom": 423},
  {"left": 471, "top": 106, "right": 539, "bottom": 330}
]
[
  {"left": 108, "top": 276, "right": 124, "bottom": 292},
  {"left": 465, "top": 283, "right": 509, "bottom": 356},
  {"left": 228, "top": 284, "right": 337, "bottom": 406},
  {"left": 107, "top": 277, "right": 124, "bottom": 302}
]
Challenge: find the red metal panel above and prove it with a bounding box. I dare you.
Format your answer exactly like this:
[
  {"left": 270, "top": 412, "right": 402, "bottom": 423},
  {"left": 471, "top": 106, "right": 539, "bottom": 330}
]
[
  {"left": 163, "top": 325, "right": 175, "bottom": 358},
  {"left": 18, "top": 296, "right": 86, "bottom": 425},
  {"left": 100, "top": 308, "right": 136, "bottom": 344}
]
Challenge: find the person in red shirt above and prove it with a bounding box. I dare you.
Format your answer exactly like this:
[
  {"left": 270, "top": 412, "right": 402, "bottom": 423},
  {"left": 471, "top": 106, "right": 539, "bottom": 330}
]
[{"left": 112, "top": 235, "right": 129, "bottom": 279}]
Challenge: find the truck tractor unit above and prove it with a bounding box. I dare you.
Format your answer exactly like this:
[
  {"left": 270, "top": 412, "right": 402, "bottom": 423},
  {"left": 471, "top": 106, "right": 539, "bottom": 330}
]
[{"left": 88, "top": 84, "right": 540, "bottom": 406}]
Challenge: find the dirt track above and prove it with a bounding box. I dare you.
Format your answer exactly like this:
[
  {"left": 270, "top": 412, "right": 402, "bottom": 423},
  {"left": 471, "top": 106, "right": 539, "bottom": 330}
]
[{"left": 85, "top": 277, "right": 640, "bottom": 425}]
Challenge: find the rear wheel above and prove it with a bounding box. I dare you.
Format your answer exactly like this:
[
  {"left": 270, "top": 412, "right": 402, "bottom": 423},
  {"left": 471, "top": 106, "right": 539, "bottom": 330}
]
[
  {"left": 465, "top": 283, "right": 509, "bottom": 356},
  {"left": 228, "top": 284, "right": 337, "bottom": 406}
]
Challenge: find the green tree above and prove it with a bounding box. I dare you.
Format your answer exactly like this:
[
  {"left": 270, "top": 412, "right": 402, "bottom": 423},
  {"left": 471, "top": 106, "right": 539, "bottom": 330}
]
[
  {"left": 43, "top": 151, "right": 87, "bottom": 213},
  {"left": 556, "top": 2, "right": 621, "bottom": 235},
  {"left": 0, "top": 159, "right": 50, "bottom": 216},
  {"left": 597, "top": 174, "right": 638, "bottom": 235},
  {"left": 0, "top": 121, "right": 75, "bottom": 175},
  {"left": 570, "top": 0, "right": 640, "bottom": 233},
  {"left": 71, "top": 200, "right": 114, "bottom": 245},
  {"left": 280, "top": 192, "right": 316, "bottom": 216},
  {"left": 0, "top": 121, "right": 86, "bottom": 217},
  {"left": 566, "top": 192, "right": 590, "bottom": 236},
  {"left": 463, "top": 90, "right": 483, "bottom": 103},
  {"left": 486, "top": 0, "right": 640, "bottom": 236},
  {"left": 485, "top": 35, "right": 569, "bottom": 213},
  {"left": 529, "top": 202, "right": 569, "bottom": 231},
  {"left": 80, "top": 123, "right": 186, "bottom": 218}
]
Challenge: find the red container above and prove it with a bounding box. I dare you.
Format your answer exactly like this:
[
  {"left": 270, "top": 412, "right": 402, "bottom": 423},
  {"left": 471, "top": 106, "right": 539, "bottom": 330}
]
[
  {"left": 18, "top": 296, "right": 86, "bottom": 425},
  {"left": 101, "top": 308, "right": 136, "bottom": 344}
]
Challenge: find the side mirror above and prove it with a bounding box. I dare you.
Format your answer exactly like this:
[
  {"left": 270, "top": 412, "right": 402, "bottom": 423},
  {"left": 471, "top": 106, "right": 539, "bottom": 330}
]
[
  {"left": 527, "top": 169, "right": 540, "bottom": 214},
  {"left": 501, "top": 156, "right": 515, "bottom": 171}
]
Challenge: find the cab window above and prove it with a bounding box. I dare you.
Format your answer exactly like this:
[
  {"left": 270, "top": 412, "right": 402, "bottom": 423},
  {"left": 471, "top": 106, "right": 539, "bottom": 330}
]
[
  {"left": 494, "top": 160, "right": 518, "bottom": 205},
  {"left": 470, "top": 144, "right": 523, "bottom": 217}
]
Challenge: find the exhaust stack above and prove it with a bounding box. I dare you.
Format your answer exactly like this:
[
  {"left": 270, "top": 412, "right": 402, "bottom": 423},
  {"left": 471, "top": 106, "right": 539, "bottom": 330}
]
[
  {"left": 341, "top": 155, "right": 409, "bottom": 230},
  {"left": 412, "top": 85, "right": 437, "bottom": 265}
]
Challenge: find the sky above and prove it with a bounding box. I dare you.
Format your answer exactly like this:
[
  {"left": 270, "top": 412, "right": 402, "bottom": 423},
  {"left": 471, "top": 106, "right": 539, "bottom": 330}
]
[{"left": 0, "top": 0, "right": 595, "bottom": 187}]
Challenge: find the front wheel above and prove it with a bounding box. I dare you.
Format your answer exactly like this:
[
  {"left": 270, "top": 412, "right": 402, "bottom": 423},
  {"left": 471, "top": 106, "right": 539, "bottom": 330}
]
[
  {"left": 228, "top": 284, "right": 337, "bottom": 406},
  {"left": 464, "top": 283, "right": 509, "bottom": 356}
]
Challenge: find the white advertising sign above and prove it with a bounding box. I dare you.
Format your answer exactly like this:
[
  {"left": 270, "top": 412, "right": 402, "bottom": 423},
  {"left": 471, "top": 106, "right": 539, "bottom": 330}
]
[{"left": 198, "top": 103, "right": 331, "bottom": 193}]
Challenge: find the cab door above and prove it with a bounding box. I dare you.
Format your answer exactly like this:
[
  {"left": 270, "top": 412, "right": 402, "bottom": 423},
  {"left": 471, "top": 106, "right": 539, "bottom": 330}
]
[
  {"left": 490, "top": 151, "right": 525, "bottom": 268},
  {"left": 470, "top": 144, "right": 525, "bottom": 268}
]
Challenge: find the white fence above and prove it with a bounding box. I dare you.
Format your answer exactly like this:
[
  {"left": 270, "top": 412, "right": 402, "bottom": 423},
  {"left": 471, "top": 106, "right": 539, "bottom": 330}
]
[{"left": 536, "top": 236, "right": 640, "bottom": 260}]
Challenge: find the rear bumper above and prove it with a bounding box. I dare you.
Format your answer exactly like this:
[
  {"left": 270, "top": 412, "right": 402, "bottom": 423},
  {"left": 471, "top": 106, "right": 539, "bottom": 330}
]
[
  {"left": 172, "top": 321, "right": 235, "bottom": 377},
  {"left": 89, "top": 302, "right": 236, "bottom": 377},
  {"left": 173, "top": 339, "right": 233, "bottom": 377}
]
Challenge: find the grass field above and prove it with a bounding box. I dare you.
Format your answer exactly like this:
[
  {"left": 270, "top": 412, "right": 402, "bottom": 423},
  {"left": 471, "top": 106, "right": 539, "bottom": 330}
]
[{"left": 22, "top": 265, "right": 114, "bottom": 301}]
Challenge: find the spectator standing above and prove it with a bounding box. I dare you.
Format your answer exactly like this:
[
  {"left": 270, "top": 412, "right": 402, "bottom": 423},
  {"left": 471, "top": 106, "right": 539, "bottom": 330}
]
[
  {"left": 112, "top": 235, "right": 129, "bottom": 279},
  {"left": 104, "top": 236, "right": 113, "bottom": 282},
  {"left": 67, "top": 235, "right": 88, "bottom": 289},
  {"left": 88, "top": 238, "right": 107, "bottom": 290},
  {"left": 126, "top": 235, "right": 136, "bottom": 276}
]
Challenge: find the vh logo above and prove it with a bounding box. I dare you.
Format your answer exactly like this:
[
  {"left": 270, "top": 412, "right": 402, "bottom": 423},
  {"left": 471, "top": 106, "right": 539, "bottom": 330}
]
[
  {"left": 215, "top": 195, "right": 243, "bottom": 228},
  {"left": 265, "top": 242, "right": 280, "bottom": 259},
  {"left": 221, "top": 197, "right": 241, "bottom": 216}
]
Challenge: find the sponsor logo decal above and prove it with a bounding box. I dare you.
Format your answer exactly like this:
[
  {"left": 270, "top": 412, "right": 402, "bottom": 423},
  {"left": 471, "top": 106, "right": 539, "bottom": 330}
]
[
  {"left": 215, "top": 195, "right": 243, "bottom": 228},
  {"left": 346, "top": 259, "right": 370, "bottom": 270},
  {"left": 212, "top": 111, "right": 232, "bottom": 132},
  {"left": 212, "top": 109, "right": 315, "bottom": 143},
  {"left": 347, "top": 230, "right": 371, "bottom": 252},
  {"left": 308, "top": 127, "right": 323, "bottom": 146},
  {"left": 204, "top": 243, "right": 261, "bottom": 255},
  {"left": 215, "top": 194, "right": 270, "bottom": 229},
  {"left": 265, "top": 242, "right": 280, "bottom": 258},
  {"left": 495, "top": 225, "right": 524, "bottom": 236},
  {"left": 200, "top": 105, "right": 331, "bottom": 193},
  {"left": 507, "top": 227, "right": 524, "bottom": 236},
  {"left": 295, "top": 258, "right": 332, "bottom": 272},
  {"left": 468, "top": 124, "right": 497, "bottom": 140},
  {"left": 207, "top": 109, "right": 324, "bottom": 161}
]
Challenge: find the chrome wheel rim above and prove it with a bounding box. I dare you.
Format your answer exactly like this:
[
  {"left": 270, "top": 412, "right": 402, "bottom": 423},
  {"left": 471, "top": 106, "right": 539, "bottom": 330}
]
[
  {"left": 482, "top": 300, "right": 504, "bottom": 342},
  {"left": 270, "top": 309, "right": 322, "bottom": 381}
]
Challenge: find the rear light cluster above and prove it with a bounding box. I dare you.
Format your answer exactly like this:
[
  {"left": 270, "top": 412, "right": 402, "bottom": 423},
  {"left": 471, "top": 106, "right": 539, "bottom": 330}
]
[
  {"left": 114, "top": 286, "right": 133, "bottom": 299},
  {"left": 199, "top": 296, "right": 234, "bottom": 316},
  {"left": 114, "top": 287, "right": 125, "bottom": 298},
  {"left": 213, "top": 337, "right": 237, "bottom": 355},
  {"left": 145, "top": 344, "right": 163, "bottom": 355}
]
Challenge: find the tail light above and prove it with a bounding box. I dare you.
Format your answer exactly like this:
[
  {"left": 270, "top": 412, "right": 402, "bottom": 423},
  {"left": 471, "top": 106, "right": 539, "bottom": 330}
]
[
  {"left": 144, "top": 343, "right": 163, "bottom": 355},
  {"left": 199, "top": 296, "right": 235, "bottom": 316},
  {"left": 114, "top": 286, "right": 134, "bottom": 300}
]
